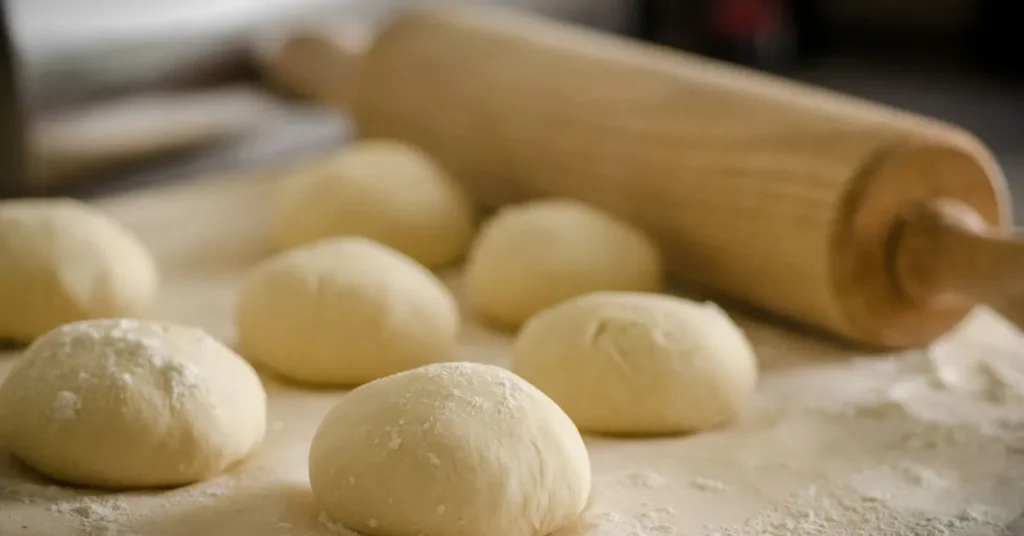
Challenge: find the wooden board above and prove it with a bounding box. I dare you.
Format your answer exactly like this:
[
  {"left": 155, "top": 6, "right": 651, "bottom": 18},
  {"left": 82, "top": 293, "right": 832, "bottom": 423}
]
[{"left": 1, "top": 172, "right": 1024, "bottom": 535}]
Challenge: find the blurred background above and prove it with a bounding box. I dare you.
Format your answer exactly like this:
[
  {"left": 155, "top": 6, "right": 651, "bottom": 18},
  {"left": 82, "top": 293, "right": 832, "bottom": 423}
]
[{"left": 0, "top": 0, "right": 1021, "bottom": 214}]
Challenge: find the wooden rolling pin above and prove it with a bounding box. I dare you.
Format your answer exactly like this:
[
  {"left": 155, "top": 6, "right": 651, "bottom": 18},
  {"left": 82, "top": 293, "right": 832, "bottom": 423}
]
[{"left": 260, "top": 6, "right": 1017, "bottom": 349}]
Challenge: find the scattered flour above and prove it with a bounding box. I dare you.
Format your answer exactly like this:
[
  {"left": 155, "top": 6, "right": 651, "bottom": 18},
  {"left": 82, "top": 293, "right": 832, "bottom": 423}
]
[
  {"left": 895, "top": 463, "right": 947, "bottom": 490},
  {"left": 42, "top": 319, "right": 205, "bottom": 411},
  {"left": 624, "top": 471, "right": 669, "bottom": 489},
  {"left": 3, "top": 472, "right": 240, "bottom": 532},
  {"left": 49, "top": 496, "right": 133, "bottom": 534},
  {"left": 696, "top": 329, "right": 1024, "bottom": 535},
  {"left": 51, "top": 391, "right": 80, "bottom": 421},
  {"left": 159, "top": 360, "right": 202, "bottom": 407},
  {"left": 690, "top": 478, "right": 727, "bottom": 493},
  {"left": 0, "top": 476, "right": 76, "bottom": 503},
  {"left": 588, "top": 509, "right": 678, "bottom": 535},
  {"left": 705, "top": 482, "right": 1004, "bottom": 536},
  {"left": 406, "top": 362, "right": 526, "bottom": 421},
  {"left": 184, "top": 475, "right": 234, "bottom": 498},
  {"left": 318, "top": 511, "right": 361, "bottom": 535}
]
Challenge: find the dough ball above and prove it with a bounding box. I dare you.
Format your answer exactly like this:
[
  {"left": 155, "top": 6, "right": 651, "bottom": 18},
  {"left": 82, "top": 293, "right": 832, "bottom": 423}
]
[
  {"left": 513, "top": 292, "right": 757, "bottom": 435},
  {"left": 309, "top": 362, "right": 590, "bottom": 536},
  {"left": 235, "top": 237, "right": 459, "bottom": 386},
  {"left": 0, "top": 319, "right": 266, "bottom": 488},
  {"left": 271, "top": 139, "right": 476, "bottom": 268},
  {"left": 0, "top": 199, "right": 159, "bottom": 342},
  {"left": 464, "top": 198, "right": 662, "bottom": 328}
]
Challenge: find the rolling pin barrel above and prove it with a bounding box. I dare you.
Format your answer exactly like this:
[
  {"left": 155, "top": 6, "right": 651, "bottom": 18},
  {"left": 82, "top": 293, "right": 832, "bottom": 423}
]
[{"left": 345, "top": 8, "right": 1011, "bottom": 348}]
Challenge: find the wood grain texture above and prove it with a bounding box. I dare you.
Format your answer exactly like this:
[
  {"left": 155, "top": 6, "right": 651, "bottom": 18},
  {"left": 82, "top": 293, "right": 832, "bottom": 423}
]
[{"left": 349, "top": 7, "right": 1010, "bottom": 347}]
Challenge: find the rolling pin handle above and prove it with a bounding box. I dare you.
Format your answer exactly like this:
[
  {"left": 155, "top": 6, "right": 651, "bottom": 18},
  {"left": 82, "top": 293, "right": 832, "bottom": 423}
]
[
  {"left": 254, "top": 21, "right": 371, "bottom": 107},
  {"left": 894, "top": 198, "right": 1024, "bottom": 318}
]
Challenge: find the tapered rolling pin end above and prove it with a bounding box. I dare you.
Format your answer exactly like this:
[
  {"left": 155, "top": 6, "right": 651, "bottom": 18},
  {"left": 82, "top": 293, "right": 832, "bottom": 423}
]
[
  {"left": 893, "top": 198, "right": 1024, "bottom": 330},
  {"left": 254, "top": 21, "right": 372, "bottom": 107},
  {"left": 834, "top": 141, "right": 1010, "bottom": 348}
]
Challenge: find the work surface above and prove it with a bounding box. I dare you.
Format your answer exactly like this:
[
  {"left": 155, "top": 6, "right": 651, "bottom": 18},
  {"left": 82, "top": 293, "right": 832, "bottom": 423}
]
[{"left": 2, "top": 173, "right": 1024, "bottom": 535}]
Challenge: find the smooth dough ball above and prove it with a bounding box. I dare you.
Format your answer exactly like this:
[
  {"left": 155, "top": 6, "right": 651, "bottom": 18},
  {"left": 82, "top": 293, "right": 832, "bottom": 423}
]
[
  {"left": 0, "top": 199, "right": 159, "bottom": 342},
  {"left": 0, "top": 319, "right": 267, "bottom": 488},
  {"left": 309, "top": 362, "right": 590, "bottom": 536},
  {"left": 271, "top": 139, "right": 476, "bottom": 268},
  {"left": 235, "top": 237, "right": 459, "bottom": 386},
  {"left": 513, "top": 292, "right": 757, "bottom": 435},
  {"left": 464, "top": 198, "right": 662, "bottom": 328}
]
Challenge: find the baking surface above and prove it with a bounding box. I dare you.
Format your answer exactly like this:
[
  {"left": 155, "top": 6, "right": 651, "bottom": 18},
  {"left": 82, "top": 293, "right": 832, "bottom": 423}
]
[{"left": 2, "top": 172, "right": 1024, "bottom": 535}]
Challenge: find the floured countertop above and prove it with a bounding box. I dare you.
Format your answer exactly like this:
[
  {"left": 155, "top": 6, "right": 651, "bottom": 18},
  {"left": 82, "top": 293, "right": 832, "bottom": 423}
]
[{"left": 1, "top": 173, "right": 1023, "bottom": 536}]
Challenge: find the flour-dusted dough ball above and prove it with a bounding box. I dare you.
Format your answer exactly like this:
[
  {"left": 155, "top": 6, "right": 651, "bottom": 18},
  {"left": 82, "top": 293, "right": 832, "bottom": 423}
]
[
  {"left": 0, "top": 319, "right": 266, "bottom": 488},
  {"left": 513, "top": 292, "right": 757, "bottom": 435},
  {"left": 236, "top": 237, "right": 459, "bottom": 385},
  {"left": 465, "top": 199, "right": 662, "bottom": 328},
  {"left": 272, "top": 139, "right": 476, "bottom": 268},
  {"left": 0, "top": 199, "right": 159, "bottom": 342},
  {"left": 309, "top": 362, "right": 590, "bottom": 536}
]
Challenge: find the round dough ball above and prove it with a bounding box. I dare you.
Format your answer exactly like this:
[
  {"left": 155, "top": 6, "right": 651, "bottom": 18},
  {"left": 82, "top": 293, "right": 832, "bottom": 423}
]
[
  {"left": 235, "top": 237, "right": 459, "bottom": 386},
  {"left": 272, "top": 139, "right": 476, "bottom": 268},
  {"left": 0, "top": 319, "right": 267, "bottom": 488},
  {"left": 464, "top": 198, "right": 662, "bottom": 328},
  {"left": 513, "top": 292, "right": 757, "bottom": 435},
  {"left": 309, "top": 362, "right": 590, "bottom": 536},
  {"left": 0, "top": 199, "right": 159, "bottom": 342}
]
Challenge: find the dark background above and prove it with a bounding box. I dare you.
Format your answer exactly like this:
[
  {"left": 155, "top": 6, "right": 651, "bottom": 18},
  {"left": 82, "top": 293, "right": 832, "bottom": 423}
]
[{"left": 638, "top": 0, "right": 1023, "bottom": 217}]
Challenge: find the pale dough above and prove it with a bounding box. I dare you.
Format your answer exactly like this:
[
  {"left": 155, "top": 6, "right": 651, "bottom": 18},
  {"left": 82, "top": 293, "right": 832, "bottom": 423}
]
[
  {"left": 235, "top": 237, "right": 460, "bottom": 386},
  {"left": 0, "top": 318, "right": 266, "bottom": 488},
  {"left": 513, "top": 292, "right": 758, "bottom": 435},
  {"left": 271, "top": 139, "right": 476, "bottom": 268},
  {"left": 0, "top": 199, "right": 159, "bottom": 342},
  {"left": 464, "top": 198, "right": 663, "bottom": 328},
  {"left": 308, "top": 361, "right": 591, "bottom": 536}
]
